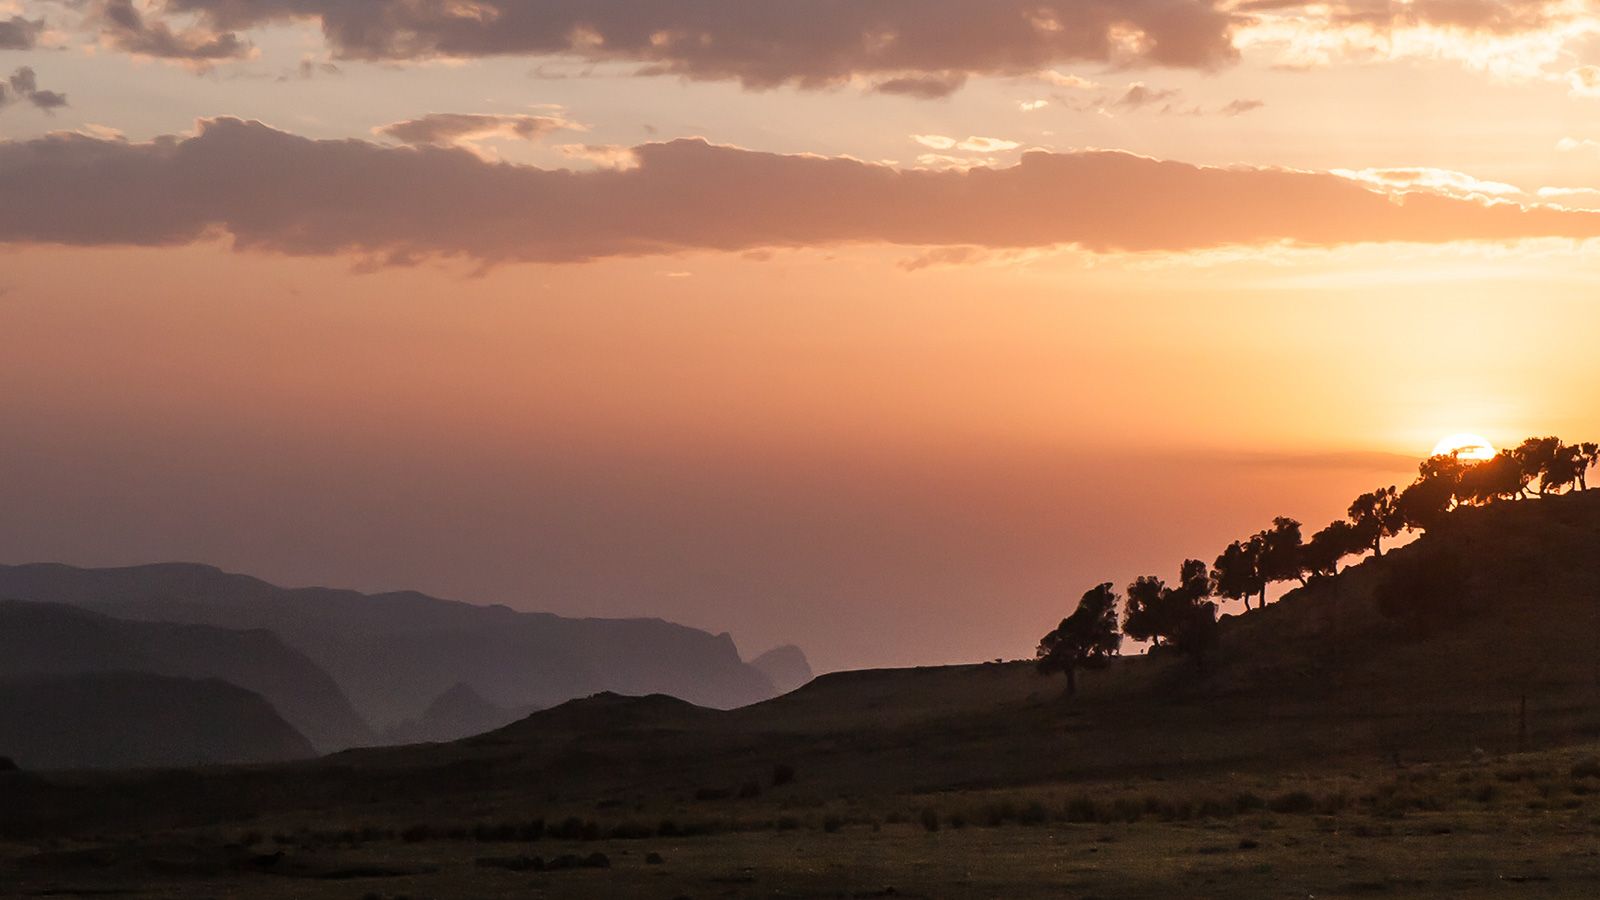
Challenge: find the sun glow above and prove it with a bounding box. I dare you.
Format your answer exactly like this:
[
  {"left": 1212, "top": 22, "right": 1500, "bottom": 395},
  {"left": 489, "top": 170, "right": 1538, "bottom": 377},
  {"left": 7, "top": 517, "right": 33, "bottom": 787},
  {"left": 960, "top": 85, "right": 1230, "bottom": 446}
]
[{"left": 1431, "top": 432, "right": 1497, "bottom": 461}]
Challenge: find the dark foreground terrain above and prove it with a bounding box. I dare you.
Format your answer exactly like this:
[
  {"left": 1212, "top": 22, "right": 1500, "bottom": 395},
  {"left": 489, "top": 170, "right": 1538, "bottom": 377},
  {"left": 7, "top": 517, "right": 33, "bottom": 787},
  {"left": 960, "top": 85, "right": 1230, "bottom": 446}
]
[{"left": 2, "top": 494, "right": 1599, "bottom": 898}]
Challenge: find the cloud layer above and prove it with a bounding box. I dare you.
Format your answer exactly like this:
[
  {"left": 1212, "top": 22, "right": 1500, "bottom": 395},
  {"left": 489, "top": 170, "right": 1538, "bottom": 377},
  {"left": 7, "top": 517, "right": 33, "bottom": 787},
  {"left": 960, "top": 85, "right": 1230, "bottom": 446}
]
[
  {"left": 155, "top": 0, "right": 1241, "bottom": 86},
  {"left": 2, "top": 118, "right": 1598, "bottom": 265}
]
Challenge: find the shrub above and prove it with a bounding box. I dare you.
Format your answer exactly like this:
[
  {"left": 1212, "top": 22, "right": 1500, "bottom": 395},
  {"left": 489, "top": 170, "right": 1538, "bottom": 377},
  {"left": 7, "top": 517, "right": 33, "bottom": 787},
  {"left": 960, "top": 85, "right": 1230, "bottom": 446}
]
[
  {"left": 822, "top": 815, "right": 843, "bottom": 833},
  {"left": 1268, "top": 792, "right": 1317, "bottom": 814},
  {"left": 695, "top": 787, "right": 732, "bottom": 802},
  {"left": 1018, "top": 801, "right": 1049, "bottom": 826},
  {"left": 1571, "top": 758, "right": 1600, "bottom": 780},
  {"left": 737, "top": 781, "right": 762, "bottom": 799},
  {"left": 919, "top": 808, "right": 940, "bottom": 832},
  {"left": 772, "top": 764, "right": 796, "bottom": 787},
  {"left": 1064, "top": 796, "right": 1099, "bottom": 823},
  {"left": 608, "top": 822, "right": 654, "bottom": 840}
]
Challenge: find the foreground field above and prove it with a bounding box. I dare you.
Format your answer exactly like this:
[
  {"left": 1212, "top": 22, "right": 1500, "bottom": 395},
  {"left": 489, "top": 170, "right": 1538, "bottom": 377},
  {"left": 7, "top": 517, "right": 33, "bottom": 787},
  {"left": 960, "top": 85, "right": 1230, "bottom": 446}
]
[{"left": 7, "top": 743, "right": 1600, "bottom": 898}]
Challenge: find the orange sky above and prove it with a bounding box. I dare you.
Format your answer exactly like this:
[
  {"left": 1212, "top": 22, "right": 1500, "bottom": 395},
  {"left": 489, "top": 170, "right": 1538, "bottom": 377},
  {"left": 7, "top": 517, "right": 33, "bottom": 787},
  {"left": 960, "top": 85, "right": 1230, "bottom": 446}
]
[{"left": 1, "top": 1, "right": 1599, "bottom": 669}]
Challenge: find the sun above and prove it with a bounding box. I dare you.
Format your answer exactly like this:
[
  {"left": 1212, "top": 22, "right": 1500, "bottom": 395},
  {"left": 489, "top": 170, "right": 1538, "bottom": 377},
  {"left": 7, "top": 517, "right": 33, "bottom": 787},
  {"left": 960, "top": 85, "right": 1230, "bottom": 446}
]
[{"left": 1431, "top": 432, "right": 1497, "bottom": 461}]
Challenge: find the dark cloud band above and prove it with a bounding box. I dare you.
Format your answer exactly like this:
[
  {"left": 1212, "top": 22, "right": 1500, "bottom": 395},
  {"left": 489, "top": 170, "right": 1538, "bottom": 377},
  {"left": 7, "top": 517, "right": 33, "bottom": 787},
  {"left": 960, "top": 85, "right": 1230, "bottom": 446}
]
[{"left": 1, "top": 118, "right": 1595, "bottom": 265}]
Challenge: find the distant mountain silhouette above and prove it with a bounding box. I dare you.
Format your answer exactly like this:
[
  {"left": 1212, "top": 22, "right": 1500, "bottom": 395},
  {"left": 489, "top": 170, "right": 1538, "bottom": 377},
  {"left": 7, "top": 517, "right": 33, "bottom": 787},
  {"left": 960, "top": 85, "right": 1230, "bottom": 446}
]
[
  {"left": 0, "top": 564, "right": 784, "bottom": 729},
  {"left": 0, "top": 672, "right": 314, "bottom": 770},
  {"left": 0, "top": 600, "right": 373, "bottom": 752},
  {"left": 381, "top": 682, "right": 535, "bottom": 745},
  {"left": 749, "top": 644, "right": 814, "bottom": 694}
]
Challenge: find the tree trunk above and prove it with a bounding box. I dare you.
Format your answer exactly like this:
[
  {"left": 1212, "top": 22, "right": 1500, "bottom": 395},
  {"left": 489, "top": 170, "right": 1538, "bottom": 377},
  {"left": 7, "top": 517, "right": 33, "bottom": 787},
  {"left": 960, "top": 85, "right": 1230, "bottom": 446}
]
[{"left": 1374, "top": 534, "right": 1383, "bottom": 557}]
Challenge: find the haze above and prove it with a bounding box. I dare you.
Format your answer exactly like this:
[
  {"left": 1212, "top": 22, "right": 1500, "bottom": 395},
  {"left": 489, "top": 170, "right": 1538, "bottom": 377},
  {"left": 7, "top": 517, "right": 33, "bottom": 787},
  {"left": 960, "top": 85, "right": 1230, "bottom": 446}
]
[{"left": 2, "top": 0, "right": 1599, "bottom": 672}]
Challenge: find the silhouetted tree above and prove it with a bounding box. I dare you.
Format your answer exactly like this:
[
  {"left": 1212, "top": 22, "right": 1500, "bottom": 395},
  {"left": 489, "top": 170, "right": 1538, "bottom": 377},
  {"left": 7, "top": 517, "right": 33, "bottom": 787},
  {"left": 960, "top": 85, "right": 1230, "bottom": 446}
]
[
  {"left": 1398, "top": 475, "right": 1454, "bottom": 532},
  {"left": 1302, "top": 520, "right": 1365, "bottom": 578},
  {"left": 1347, "top": 486, "right": 1403, "bottom": 556},
  {"left": 1036, "top": 583, "right": 1123, "bottom": 696},
  {"left": 1578, "top": 442, "right": 1600, "bottom": 491},
  {"left": 1256, "top": 517, "right": 1306, "bottom": 591},
  {"left": 1122, "top": 575, "right": 1169, "bottom": 647},
  {"left": 1212, "top": 537, "right": 1265, "bottom": 611},
  {"left": 1540, "top": 442, "right": 1584, "bottom": 495},
  {"left": 1457, "top": 451, "right": 1525, "bottom": 505},
  {"left": 1512, "top": 437, "right": 1562, "bottom": 496},
  {"left": 1123, "top": 561, "right": 1217, "bottom": 667}
]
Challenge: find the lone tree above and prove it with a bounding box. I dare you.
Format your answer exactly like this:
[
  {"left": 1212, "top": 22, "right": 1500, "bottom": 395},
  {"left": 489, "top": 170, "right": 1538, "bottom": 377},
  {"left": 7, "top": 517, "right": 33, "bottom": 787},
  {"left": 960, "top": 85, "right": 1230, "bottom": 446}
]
[
  {"left": 1347, "top": 485, "right": 1403, "bottom": 556},
  {"left": 1036, "top": 583, "right": 1123, "bottom": 696},
  {"left": 1256, "top": 517, "right": 1307, "bottom": 591},
  {"left": 1212, "top": 536, "right": 1265, "bottom": 611},
  {"left": 1302, "top": 519, "right": 1365, "bottom": 578}
]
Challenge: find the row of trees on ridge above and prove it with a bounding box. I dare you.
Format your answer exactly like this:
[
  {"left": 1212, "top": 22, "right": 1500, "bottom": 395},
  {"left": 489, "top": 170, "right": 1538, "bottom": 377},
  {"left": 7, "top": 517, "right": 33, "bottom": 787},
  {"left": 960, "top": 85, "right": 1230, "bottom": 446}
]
[{"left": 1035, "top": 436, "right": 1599, "bottom": 695}]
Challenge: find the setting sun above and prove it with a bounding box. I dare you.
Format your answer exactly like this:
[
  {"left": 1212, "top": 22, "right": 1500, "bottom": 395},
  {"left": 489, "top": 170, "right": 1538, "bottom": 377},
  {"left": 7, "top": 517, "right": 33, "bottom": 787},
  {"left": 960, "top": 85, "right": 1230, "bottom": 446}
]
[{"left": 1431, "top": 433, "right": 1498, "bottom": 461}]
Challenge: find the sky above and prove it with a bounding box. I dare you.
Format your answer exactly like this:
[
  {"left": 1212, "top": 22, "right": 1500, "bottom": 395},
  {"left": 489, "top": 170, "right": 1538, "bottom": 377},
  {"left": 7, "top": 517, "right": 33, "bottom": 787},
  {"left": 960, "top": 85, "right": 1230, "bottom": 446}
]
[{"left": 2, "top": 1, "right": 1600, "bottom": 672}]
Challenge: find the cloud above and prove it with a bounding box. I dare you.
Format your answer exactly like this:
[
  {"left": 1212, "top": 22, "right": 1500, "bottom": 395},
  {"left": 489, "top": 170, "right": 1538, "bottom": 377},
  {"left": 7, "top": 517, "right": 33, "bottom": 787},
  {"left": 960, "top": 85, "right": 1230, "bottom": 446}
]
[
  {"left": 871, "top": 72, "right": 968, "bottom": 99},
  {"left": 376, "top": 112, "right": 580, "bottom": 148},
  {"left": 1037, "top": 69, "right": 1101, "bottom": 89},
  {"left": 1019, "top": 98, "right": 1050, "bottom": 111},
  {"left": 91, "top": 0, "right": 251, "bottom": 64},
  {"left": 0, "top": 15, "right": 44, "bottom": 50},
  {"left": 0, "top": 67, "right": 68, "bottom": 114},
  {"left": 1235, "top": 0, "right": 1600, "bottom": 78},
  {"left": 147, "top": 0, "right": 1241, "bottom": 89},
  {"left": 912, "top": 134, "right": 1021, "bottom": 152},
  {"left": 1114, "top": 81, "right": 1183, "bottom": 109},
  {"left": 1220, "top": 98, "right": 1265, "bottom": 115},
  {"left": 3, "top": 118, "right": 1600, "bottom": 266},
  {"left": 1570, "top": 65, "right": 1600, "bottom": 96},
  {"left": 557, "top": 143, "right": 640, "bottom": 169},
  {"left": 1556, "top": 137, "right": 1600, "bottom": 153}
]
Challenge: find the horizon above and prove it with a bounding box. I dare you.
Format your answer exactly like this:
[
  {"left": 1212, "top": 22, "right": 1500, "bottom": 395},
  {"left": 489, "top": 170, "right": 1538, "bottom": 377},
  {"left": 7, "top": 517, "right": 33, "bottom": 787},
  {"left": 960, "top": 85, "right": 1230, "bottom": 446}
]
[{"left": 4, "top": 1, "right": 1600, "bottom": 674}]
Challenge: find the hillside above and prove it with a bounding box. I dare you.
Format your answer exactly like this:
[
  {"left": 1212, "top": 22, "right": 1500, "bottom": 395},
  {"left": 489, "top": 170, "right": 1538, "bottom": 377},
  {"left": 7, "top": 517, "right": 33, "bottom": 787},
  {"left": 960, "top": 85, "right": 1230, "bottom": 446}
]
[
  {"left": 0, "top": 600, "right": 373, "bottom": 753},
  {"left": 0, "top": 563, "right": 782, "bottom": 729},
  {"left": 0, "top": 672, "right": 315, "bottom": 770},
  {"left": 2, "top": 492, "right": 1600, "bottom": 897}
]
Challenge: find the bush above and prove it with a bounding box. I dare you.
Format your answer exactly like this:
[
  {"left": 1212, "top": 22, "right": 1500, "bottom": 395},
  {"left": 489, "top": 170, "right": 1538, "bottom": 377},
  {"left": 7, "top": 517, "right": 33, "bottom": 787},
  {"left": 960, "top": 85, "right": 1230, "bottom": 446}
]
[
  {"left": 1018, "top": 801, "right": 1049, "bottom": 825},
  {"left": 1064, "top": 796, "right": 1099, "bottom": 823},
  {"left": 822, "top": 815, "right": 843, "bottom": 833},
  {"left": 1571, "top": 758, "right": 1600, "bottom": 780},
  {"left": 737, "top": 781, "right": 762, "bottom": 799},
  {"left": 695, "top": 787, "right": 732, "bottom": 802},
  {"left": 608, "top": 822, "right": 654, "bottom": 840},
  {"left": 919, "top": 808, "right": 940, "bottom": 832},
  {"left": 1268, "top": 792, "right": 1317, "bottom": 814},
  {"left": 772, "top": 764, "right": 796, "bottom": 787},
  {"left": 400, "top": 824, "right": 434, "bottom": 843}
]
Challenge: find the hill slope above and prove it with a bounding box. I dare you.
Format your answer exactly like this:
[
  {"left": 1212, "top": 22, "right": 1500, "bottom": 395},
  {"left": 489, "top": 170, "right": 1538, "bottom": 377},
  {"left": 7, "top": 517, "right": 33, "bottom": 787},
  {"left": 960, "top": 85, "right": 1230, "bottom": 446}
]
[
  {"left": 0, "top": 672, "right": 315, "bottom": 770},
  {"left": 5, "top": 491, "right": 1600, "bottom": 832},
  {"left": 0, "top": 600, "right": 373, "bottom": 753}
]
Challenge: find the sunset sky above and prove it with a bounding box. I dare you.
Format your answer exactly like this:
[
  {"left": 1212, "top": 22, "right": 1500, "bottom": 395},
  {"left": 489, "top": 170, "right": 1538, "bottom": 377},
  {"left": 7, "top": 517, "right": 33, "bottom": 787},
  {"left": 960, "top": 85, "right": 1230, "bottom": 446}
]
[{"left": 3, "top": 0, "right": 1600, "bottom": 671}]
